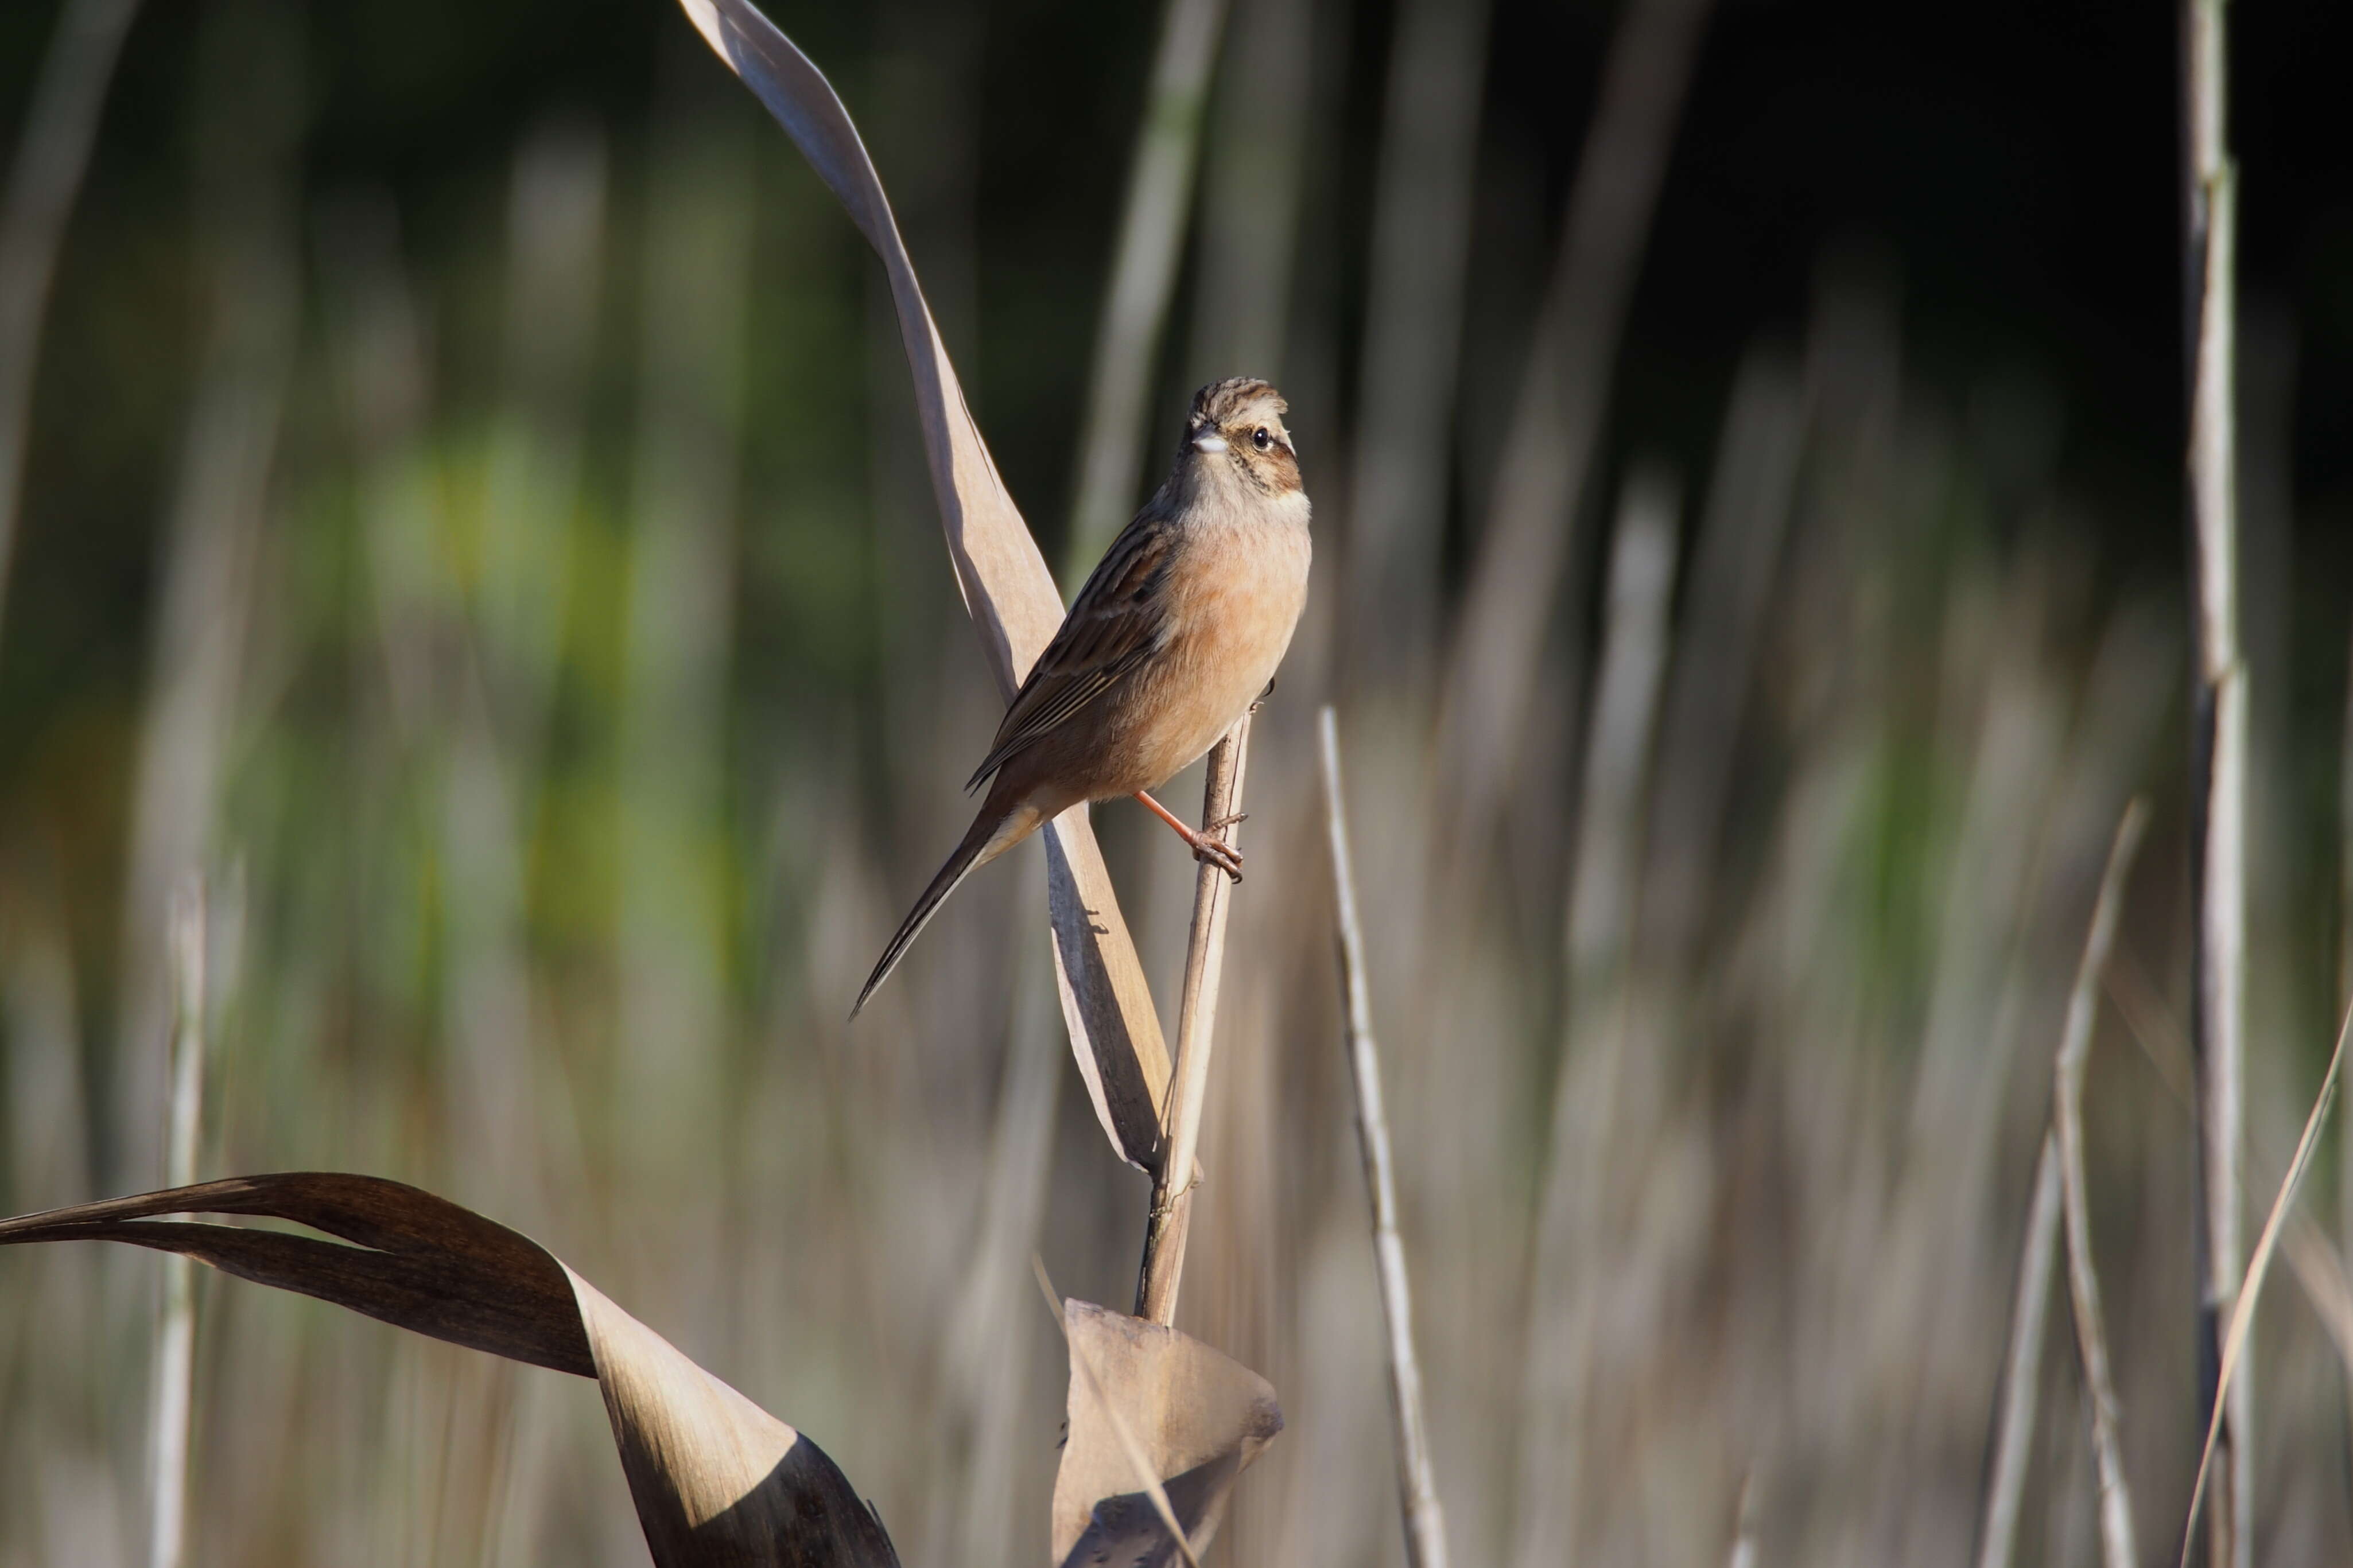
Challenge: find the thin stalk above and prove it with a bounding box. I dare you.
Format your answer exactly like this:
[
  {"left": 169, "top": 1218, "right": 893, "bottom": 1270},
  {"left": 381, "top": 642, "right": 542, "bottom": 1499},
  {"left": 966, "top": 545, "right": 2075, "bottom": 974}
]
[
  {"left": 2182, "top": 0, "right": 2247, "bottom": 1558},
  {"left": 2052, "top": 801, "right": 2149, "bottom": 1568},
  {"left": 2103, "top": 950, "right": 2353, "bottom": 1406},
  {"left": 1063, "top": 0, "right": 1231, "bottom": 582},
  {"left": 1437, "top": 0, "right": 1714, "bottom": 852},
  {"left": 1726, "top": 1470, "right": 1759, "bottom": 1568},
  {"left": 1318, "top": 707, "right": 1450, "bottom": 1568},
  {"left": 440, "top": 119, "right": 606, "bottom": 1220},
  {"left": 114, "top": 0, "right": 296, "bottom": 1188},
  {"left": 1638, "top": 346, "right": 1804, "bottom": 971},
  {"left": 1976, "top": 1131, "right": 2061, "bottom": 1568},
  {"left": 1342, "top": 0, "right": 1492, "bottom": 672},
  {"left": 1184, "top": 0, "right": 1308, "bottom": 382},
  {"left": 616, "top": 106, "right": 752, "bottom": 1179},
  {"left": 2339, "top": 612, "right": 2353, "bottom": 1486},
  {"left": 2180, "top": 994, "right": 2353, "bottom": 1567},
  {"left": 148, "top": 878, "right": 205, "bottom": 1568},
  {"left": 1563, "top": 470, "right": 1680, "bottom": 982},
  {"left": 942, "top": 861, "right": 1064, "bottom": 1564},
  {"left": 0, "top": 0, "right": 141, "bottom": 659},
  {"left": 1511, "top": 470, "right": 1682, "bottom": 1567},
  {"left": 1134, "top": 715, "right": 1250, "bottom": 1324}
]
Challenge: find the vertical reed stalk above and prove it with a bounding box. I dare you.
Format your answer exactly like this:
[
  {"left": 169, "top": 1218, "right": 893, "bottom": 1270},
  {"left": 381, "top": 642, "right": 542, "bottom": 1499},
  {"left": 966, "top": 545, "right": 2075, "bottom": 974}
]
[
  {"left": 1976, "top": 1131, "right": 2061, "bottom": 1568},
  {"left": 440, "top": 120, "right": 606, "bottom": 1223},
  {"left": 1135, "top": 717, "right": 1251, "bottom": 1324},
  {"left": 1511, "top": 470, "right": 1682, "bottom": 1566},
  {"left": 1638, "top": 347, "right": 1804, "bottom": 971},
  {"left": 115, "top": 0, "right": 296, "bottom": 1188},
  {"left": 1725, "top": 1470, "right": 1759, "bottom": 1568},
  {"left": 1318, "top": 707, "right": 1450, "bottom": 1568},
  {"left": 2180, "top": 999, "right": 2353, "bottom": 1567},
  {"left": 1185, "top": 0, "right": 1308, "bottom": 383},
  {"left": 0, "top": 0, "right": 140, "bottom": 658},
  {"left": 2052, "top": 801, "right": 2149, "bottom": 1568},
  {"left": 2181, "top": 0, "right": 2246, "bottom": 1560},
  {"left": 147, "top": 878, "right": 204, "bottom": 1568},
  {"left": 941, "top": 861, "right": 1064, "bottom": 1564},
  {"left": 617, "top": 107, "right": 751, "bottom": 1184},
  {"left": 1064, "top": 0, "right": 1231, "bottom": 580},
  {"left": 1438, "top": 0, "right": 1714, "bottom": 850},
  {"left": 2339, "top": 618, "right": 2353, "bottom": 1489},
  {"left": 1343, "top": 0, "right": 1492, "bottom": 671}
]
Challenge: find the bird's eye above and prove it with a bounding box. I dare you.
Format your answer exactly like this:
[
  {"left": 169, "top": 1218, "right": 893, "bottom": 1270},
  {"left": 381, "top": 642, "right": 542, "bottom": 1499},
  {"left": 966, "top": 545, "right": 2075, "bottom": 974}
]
[{"left": 1252, "top": 427, "right": 1272, "bottom": 451}]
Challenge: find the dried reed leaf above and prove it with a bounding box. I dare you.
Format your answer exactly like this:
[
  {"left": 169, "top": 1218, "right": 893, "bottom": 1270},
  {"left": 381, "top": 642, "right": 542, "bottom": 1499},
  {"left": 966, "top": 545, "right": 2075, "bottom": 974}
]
[
  {"left": 568, "top": 1269, "right": 899, "bottom": 1567},
  {"left": 1034, "top": 1264, "right": 1201, "bottom": 1568},
  {"left": 1050, "top": 1298, "right": 1283, "bottom": 1567},
  {"left": 0, "top": 1174, "right": 898, "bottom": 1568},
  {"left": 673, "top": 0, "right": 1170, "bottom": 1169}
]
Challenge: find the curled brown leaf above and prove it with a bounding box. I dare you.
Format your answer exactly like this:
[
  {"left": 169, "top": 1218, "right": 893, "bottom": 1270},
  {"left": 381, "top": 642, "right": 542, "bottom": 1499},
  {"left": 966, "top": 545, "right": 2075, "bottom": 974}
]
[{"left": 0, "top": 1174, "right": 899, "bottom": 1568}]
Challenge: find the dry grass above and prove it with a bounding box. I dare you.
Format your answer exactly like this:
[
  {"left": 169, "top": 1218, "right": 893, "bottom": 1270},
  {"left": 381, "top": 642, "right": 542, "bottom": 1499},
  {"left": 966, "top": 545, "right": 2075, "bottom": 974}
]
[
  {"left": 2051, "top": 803, "right": 2148, "bottom": 1568},
  {"left": 1, "top": 0, "right": 2347, "bottom": 1563}
]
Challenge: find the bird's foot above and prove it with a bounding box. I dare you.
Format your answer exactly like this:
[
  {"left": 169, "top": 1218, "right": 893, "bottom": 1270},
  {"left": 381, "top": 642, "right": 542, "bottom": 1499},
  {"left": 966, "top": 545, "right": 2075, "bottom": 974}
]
[
  {"left": 1133, "top": 789, "right": 1246, "bottom": 882},
  {"left": 1192, "top": 834, "right": 1244, "bottom": 882},
  {"left": 1191, "top": 812, "right": 1248, "bottom": 877}
]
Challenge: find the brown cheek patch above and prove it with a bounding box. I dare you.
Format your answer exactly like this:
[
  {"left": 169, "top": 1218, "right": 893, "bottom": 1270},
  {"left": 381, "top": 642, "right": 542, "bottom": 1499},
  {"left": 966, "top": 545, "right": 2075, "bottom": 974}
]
[{"left": 1263, "top": 446, "right": 1302, "bottom": 494}]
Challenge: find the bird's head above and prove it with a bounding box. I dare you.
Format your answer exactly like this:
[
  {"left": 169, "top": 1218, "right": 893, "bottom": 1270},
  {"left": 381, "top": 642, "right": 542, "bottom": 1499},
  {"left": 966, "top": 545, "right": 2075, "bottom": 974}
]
[{"left": 1181, "top": 377, "right": 1302, "bottom": 497}]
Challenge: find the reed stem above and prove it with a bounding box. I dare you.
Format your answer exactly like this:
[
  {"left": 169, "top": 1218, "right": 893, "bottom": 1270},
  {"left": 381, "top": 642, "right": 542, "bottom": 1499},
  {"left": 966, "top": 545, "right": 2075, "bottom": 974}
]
[
  {"left": 1975, "top": 1131, "right": 2061, "bottom": 1568},
  {"left": 148, "top": 878, "right": 204, "bottom": 1568},
  {"left": 1135, "top": 715, "right": 1250, "bottom": 1324},
  {"left": 2182, "top": 0, "right": 2246, "bottom": 1558},
  {"left": 2053, "top": 802, "right": 2149, "bottom": 1568},
  {"left": 1063, "top": 0, "right": 1231, "bottom": 581},
  {"left": 1319, "top": 707, "right": 1450, "bottom": 1568}
]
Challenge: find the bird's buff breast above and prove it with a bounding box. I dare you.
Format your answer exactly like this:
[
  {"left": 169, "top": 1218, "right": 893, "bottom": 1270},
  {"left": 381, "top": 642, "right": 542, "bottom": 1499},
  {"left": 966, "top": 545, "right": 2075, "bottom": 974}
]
[{"left": 1090, "top": 520, "right": 1310, "bottom": 800}]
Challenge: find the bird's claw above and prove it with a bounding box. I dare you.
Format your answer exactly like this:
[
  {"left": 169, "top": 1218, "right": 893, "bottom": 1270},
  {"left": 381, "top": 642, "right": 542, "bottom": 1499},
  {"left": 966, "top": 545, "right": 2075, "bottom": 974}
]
[{"left": 1193, "top": 835, "right": 1244, "bottom": 882}]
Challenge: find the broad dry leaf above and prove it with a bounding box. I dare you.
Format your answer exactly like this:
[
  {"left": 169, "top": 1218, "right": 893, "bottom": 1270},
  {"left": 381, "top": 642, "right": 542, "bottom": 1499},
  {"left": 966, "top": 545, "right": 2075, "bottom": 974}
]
[
  {"left": 1052, "top": 1299, "right": 1284, "bottom": 1567},
  {"left": 674, "top": 0, "right": 1171, "bottom": 1170},
  {"left": 0, "top": 1174, "right": 899, "bottom": 1568}
]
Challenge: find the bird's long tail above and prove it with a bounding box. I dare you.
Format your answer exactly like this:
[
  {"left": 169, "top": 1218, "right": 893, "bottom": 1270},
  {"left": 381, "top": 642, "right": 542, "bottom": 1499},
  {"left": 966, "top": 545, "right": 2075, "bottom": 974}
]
[{"left": 852, "top": 800, "right": 1043, "bottom": 1018}]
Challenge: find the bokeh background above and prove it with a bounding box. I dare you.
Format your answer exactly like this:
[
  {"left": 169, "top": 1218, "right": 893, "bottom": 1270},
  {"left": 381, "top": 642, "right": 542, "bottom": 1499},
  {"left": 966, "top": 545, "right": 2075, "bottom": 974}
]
[{"left": 3, "top": 0, "right": 2352, "bottom": 1562}]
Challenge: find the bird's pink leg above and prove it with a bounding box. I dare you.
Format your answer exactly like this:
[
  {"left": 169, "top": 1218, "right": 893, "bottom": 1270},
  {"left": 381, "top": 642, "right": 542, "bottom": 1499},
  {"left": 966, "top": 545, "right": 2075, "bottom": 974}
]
[{"left": 1132, "top": 791, "right": 1244, "bottom": 881}]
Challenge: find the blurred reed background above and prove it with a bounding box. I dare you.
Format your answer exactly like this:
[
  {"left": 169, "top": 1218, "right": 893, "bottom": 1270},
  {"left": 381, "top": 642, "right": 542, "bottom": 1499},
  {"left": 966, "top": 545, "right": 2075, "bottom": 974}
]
[{"left": 3, "top": 0, "right": 2352, "bottom": 1563}]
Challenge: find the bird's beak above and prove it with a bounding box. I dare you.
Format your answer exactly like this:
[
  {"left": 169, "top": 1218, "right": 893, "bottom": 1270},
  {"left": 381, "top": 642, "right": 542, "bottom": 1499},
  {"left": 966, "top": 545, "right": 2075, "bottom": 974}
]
[{"left": 1193, "top": 431, "right": 1229, "bottom": 454}]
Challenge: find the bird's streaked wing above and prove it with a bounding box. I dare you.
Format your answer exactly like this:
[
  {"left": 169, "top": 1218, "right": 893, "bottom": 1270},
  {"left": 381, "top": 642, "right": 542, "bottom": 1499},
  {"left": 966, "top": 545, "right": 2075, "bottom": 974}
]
[{"left": 965, "top": 516, "right": 1174, "bottom": 790}]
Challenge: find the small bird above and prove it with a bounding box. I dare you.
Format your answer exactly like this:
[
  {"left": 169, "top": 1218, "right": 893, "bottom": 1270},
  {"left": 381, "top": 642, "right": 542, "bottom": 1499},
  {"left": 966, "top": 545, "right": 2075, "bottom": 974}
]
[{"left": 853, "top": 377, "right": 1312, "bottom": 1017}]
